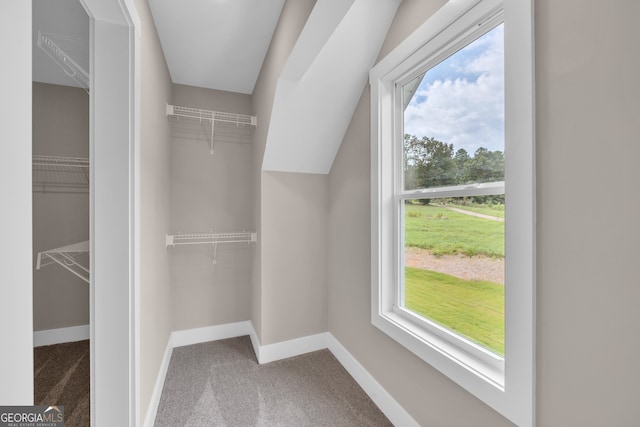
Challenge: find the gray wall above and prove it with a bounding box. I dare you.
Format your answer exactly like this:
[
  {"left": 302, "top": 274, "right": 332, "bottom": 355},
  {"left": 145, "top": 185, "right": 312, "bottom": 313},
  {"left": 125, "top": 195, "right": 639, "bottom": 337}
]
[
  {"left": 261, "top": 171, "right": 328, "bottom": 344},
  {"left": 32, "top": 82, "right": 89, "bottom": 332},
  {"left": 170, "top": 84, "right": 254, "bottom": 331},
  {"left": 251, "top": 0, "right": 317, "bottom": 343},
  {"left": 328, "top": 0, "right": 640, "bottom": 425},
  {"left": 535, "top": 0, "right": 640, "bottom": 424},
  {"left": 135, "top": 0, "right": 173, "bottom": 420}
]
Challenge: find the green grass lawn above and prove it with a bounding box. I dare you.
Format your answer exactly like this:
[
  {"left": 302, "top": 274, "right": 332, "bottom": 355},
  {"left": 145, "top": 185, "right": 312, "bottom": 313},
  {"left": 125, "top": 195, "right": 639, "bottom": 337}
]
[
  {"left": 404, "top": 203, "right": 504, "bottom": 257},
  {"left": 405, "top": 267, "right": 504, "bottom": 355}
]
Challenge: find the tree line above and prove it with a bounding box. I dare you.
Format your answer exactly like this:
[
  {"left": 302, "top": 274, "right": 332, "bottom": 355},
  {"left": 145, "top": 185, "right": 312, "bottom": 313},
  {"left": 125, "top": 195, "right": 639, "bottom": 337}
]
[{"left": 404, "top": 134, "right": 504, "bottom": 204}]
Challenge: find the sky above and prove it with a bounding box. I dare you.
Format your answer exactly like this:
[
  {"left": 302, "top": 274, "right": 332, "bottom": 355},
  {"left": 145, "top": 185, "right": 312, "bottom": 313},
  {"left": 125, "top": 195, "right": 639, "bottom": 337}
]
[{"left": 403, "top": 24, "right": 504, "bottom": 155}]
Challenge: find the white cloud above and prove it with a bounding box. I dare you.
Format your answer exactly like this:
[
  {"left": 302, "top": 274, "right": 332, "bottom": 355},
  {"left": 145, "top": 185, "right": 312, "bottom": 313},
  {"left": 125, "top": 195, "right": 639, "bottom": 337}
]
[{"left": 404, "top": 25, "right": 504, "bottom": 154}]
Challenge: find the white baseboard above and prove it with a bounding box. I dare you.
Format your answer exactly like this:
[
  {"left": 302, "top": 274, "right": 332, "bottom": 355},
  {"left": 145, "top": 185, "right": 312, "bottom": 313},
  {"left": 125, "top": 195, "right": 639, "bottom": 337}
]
[
  {"left": 144, "top": 322, "right": 416, "bottom": 427},
  {"left": 170, "top": 321, "right": 253, "bottom": 348},
  {"left": 33, "top": 324, "right": 90, "bottom": 347},
  {"left": 256, "top": 331, "right": 329, "bottom": 364},
  {"left": 248, "top": 325, "right": 262, "bottom": 362},
  {"left": 327, "top": 334, "right": 419, "bottom": 427},
  {"left": 143, "top": 339, "right": 173, "bottom": 427}
]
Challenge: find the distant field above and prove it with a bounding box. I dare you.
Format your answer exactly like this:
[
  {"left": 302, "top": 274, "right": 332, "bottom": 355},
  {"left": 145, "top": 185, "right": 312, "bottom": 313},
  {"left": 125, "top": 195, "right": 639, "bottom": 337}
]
[
  {"left": 404, "top": 203, "right": 504, "bottom": 257},
  {"left": 405, "top": 267, "right": 504, "bottom": 355}
]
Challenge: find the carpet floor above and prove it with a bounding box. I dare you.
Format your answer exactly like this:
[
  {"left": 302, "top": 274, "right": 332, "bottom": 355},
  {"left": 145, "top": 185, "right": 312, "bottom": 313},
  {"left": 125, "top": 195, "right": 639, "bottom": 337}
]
[
  {"left": 34, "top": 340, "right": 90, "bottom": 427},
  {"left": 155, "top": 336, "right": 393, "bottom": 426}
]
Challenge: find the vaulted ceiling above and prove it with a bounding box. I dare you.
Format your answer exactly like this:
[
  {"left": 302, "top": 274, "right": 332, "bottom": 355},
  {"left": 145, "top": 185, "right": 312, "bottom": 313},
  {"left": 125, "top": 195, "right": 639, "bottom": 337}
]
[{"left": 33, "top": 0, "right": 401, "bottom": 174}]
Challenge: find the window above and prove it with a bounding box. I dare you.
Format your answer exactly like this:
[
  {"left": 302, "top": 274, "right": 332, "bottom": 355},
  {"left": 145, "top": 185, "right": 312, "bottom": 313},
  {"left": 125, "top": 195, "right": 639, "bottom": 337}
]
[{"left": 370, "top": 1, "right": 534, "bottom": 425}]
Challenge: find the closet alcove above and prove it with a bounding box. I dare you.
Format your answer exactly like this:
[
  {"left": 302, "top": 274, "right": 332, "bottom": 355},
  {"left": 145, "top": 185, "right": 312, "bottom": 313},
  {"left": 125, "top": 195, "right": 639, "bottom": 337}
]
[
  {"left": 32, "top": 0, "right": 90, "bottom": 422},
  {"left": 167, "top": 85, "right": 257, "bottom": 330}
]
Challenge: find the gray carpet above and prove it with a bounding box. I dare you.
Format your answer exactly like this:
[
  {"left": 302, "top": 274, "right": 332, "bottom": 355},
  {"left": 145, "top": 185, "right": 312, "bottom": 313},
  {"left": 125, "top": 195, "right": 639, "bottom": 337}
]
[
  {"left": 155, "top": 336, "right": 392, "bottom": 426},
  {"left": 34, "top": 340, "right": 90, "bottom": 427}
]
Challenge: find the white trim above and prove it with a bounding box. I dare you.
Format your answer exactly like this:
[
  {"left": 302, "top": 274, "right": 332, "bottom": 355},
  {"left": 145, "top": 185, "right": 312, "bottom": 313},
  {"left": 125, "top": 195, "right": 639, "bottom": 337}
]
[
  {"left": 81, "top": 0, "right": 140, "bottom": 425},
  {"left": 327, "top": 335, "right": 420, "bottom": 427},
  {"left": 503, "top": 0, "right": 536, "bottom": 424},
  {"left": 399, "top": 181, "right": 505, "bottom": 199},
  {"left": 247, "top": 325, "right": 329, "bottom": 365},
  {"left": 0, "top": 0, "right": 33, "bottom": 404},
  {"left": 256, "top": 332, "right": 329, "bottom": 364},
  {"left": 142, "top": 339, "right": 173, "bottom": 427},
  {"left": 170, "top": 321, "right": 254, "bottom": 348},
  {"left": 144, "top": 323, "right": 418, "bottom": 427},
  {"left": 33, "top": 325, "right": 90, "bottom": 347},
  {"left": 370, "top": 0, "right": 488, "bottom": 83},
  {"left": 121, "top": 0, "right": 142, "bottom": 39},
  {"left": 132, "top": 20, "right": 142, "bottom": 427},
  {"left": 87, "top": 15, "right": 96, "bottom": 426},
  {"left": 248, "top": 325, "right": 262, "bottom": 362}
]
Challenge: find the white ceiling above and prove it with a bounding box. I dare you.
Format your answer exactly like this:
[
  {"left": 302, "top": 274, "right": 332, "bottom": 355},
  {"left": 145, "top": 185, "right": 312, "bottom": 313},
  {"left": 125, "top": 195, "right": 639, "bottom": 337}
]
[{"left": 149, "top": 0, "right": 285, "bottom": 94}]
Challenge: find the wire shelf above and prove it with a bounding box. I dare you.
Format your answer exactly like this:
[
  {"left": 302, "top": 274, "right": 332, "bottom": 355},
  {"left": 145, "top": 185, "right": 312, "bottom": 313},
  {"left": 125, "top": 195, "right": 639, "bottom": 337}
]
[
  {"left": 167, "top": 105, "right": 257, "bottom": 127},
  {"left": 166, "top": 232, "right": 257, "bottom": 248},
  {"left": 33, "top": 155, "right": 89, "bottom": 192},
  {"left": 166, "top": 104, "right": 257, "bottom": 154}
]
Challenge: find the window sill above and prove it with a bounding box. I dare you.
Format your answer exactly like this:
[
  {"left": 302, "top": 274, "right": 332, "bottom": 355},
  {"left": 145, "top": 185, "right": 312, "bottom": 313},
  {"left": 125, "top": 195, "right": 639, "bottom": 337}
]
[{"left": 374, "top": 308, "right": 504, "bottom": 390}]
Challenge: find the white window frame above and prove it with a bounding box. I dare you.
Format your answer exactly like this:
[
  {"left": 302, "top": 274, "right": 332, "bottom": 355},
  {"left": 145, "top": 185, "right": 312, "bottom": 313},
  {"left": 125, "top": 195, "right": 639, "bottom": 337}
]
[{"left": 370, "top": 1, "right": 534, "bottom": 426}]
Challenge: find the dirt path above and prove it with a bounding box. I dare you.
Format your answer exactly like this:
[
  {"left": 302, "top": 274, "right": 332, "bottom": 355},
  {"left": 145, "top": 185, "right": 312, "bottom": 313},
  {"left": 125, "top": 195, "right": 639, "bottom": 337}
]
[
  {"left": 405, "top": 247, "right": 504, "bottom": 284},
  {"left": 441, "top": 205, "right": 504, "bottom": 222}
]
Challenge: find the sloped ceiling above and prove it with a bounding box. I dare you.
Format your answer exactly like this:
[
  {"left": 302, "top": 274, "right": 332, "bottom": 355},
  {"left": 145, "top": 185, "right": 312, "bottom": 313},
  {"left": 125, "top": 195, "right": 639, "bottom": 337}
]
[
  {"left": 149, "top": 0, "right": 285, "bottom": 94},
  {"left": 262, "top": 0, "right": 401, "bottom": 174}
]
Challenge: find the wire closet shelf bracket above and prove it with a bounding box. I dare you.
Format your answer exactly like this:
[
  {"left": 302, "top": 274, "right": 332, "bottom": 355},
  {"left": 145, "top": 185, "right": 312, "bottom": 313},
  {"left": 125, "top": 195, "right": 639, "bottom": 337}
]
[
  {"left": 166, "top": 104, "right": 257, "bottom": 155},
  {"left": 37, "top": 31, "right": 90, "bottom": 92},
  {"left": 36, "top": 240, "right": 90, "bottom": 284}
]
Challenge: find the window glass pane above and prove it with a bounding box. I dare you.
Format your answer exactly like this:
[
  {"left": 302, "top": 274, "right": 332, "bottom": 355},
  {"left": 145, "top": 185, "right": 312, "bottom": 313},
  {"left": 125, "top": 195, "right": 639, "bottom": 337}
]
[
  {"left": 403, "top": 24, "right": 504, "bottom": 191},
  {"left": 403, "top": 197, "right": 504, "bottom": 355},
  {"left": 399, "top": 24, "right": 505, "bottom": 356}
]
